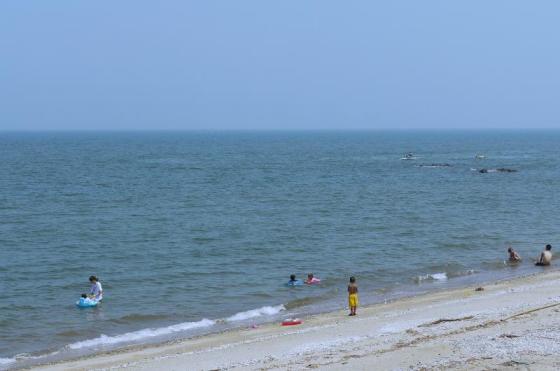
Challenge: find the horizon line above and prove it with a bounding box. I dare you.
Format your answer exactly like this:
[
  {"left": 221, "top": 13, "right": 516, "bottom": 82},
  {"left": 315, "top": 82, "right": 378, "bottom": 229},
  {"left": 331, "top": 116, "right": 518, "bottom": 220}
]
[{"left": 2, "top": 127, "right": 560, "bottom": 133}]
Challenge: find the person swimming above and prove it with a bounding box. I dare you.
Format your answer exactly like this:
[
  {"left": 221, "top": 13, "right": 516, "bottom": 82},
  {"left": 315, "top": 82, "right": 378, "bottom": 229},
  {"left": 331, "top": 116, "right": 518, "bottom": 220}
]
[
  {"left": 305, "top": 273, "right": 321, "bottom": 284},
  {"left": 507, "top": 247, "right": 521, "bottom": 262},
  {"left": 287, "top": 274, "right": 302, "bottom": 286},
  {"left": 535, "top": 244, "right": 553, "bottom": 266}
]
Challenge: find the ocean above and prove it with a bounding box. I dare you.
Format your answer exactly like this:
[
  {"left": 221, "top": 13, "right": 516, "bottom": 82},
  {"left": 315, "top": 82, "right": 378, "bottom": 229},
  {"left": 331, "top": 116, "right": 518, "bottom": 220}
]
[{"left": 1, "top": 131, "right": 559, "bottom": 368}]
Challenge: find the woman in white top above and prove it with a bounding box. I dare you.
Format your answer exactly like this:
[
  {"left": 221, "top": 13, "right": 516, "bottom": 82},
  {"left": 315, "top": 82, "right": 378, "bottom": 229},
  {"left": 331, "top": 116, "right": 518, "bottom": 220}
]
[{"left": 88, "top": 275, "right": 103, "bottom": 301}]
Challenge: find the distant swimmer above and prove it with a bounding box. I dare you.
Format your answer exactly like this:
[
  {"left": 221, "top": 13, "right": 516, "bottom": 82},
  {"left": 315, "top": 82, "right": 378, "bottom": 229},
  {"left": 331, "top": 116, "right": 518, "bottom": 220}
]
[
  {"left": 535, "top": 244, "right": 553, "bottom": 266},
  {"left": 507, "top": 247, "right": 521, "bottom": 262},
  {"left": 401, "top": 153, "right": 416, "bottom": 160}
]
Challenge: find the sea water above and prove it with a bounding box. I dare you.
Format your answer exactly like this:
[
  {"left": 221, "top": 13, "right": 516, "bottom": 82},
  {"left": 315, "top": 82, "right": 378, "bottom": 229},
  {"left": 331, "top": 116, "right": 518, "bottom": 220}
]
[{"left": 1, "top": 131, "right": 559, "bottom": 368}]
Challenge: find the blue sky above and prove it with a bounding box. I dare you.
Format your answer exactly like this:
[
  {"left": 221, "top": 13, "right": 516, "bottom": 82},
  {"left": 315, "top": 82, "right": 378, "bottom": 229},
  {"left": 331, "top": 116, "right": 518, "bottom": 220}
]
[{"left": 1, "top": 1, "right": 559, "bottom": 130}]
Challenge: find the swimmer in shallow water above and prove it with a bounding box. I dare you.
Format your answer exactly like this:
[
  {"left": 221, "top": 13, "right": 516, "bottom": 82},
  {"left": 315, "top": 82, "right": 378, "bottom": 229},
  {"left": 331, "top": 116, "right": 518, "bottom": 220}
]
[
  {"left": 507, "top": 247, "right": 521, "bottom": 262},
  {"left": 305, "top": 273, "right": 321, "bottom": 284},
  {"left": 287, "top": 274, "right": 302, "bottom": 286},
  {"left": 535, "top": 244, "right": 553, "bottom": 266}
]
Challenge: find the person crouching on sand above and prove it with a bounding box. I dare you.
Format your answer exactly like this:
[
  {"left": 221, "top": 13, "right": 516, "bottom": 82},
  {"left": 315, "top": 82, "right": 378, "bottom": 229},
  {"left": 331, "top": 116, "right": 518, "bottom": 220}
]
[
  {"left": 508, "top": 247, "right": 521, "bottom": 262},
  {"left": 348, "top": 276, "right": 358, "bottom": 316},
  {"left": 535, "top": 244, "right": 553, "bottom": 266}
]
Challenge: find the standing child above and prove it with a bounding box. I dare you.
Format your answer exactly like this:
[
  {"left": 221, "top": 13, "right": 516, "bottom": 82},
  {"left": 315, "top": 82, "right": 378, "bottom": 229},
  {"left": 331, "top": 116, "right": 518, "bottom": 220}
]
[{"left": 348, "top": 276, "right": 358, "bottom": 316}]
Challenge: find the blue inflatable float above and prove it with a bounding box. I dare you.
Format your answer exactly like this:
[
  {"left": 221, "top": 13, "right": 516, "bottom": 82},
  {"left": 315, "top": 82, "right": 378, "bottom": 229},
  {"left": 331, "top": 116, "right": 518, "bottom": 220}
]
[{"left": 76, "top": 297, "right": 99, "bottom": 308}]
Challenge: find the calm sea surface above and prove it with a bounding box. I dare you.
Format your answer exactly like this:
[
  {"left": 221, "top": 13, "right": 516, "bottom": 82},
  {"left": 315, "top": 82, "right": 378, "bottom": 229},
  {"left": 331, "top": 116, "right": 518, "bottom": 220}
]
[{"left": 1, "top": 131, "right": 559, "bottom": 367}]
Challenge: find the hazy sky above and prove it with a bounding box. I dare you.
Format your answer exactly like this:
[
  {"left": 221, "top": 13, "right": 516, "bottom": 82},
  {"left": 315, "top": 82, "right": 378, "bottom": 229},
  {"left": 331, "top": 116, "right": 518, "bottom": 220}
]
[{"left": 1, "top": 1, "right": 559, "bottom": 130}]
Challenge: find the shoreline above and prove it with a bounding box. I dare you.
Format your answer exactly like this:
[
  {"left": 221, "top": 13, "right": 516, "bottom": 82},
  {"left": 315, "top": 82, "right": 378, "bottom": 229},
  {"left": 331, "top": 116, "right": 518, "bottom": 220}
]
[
  {"left": 20, "top": 268, "right": 560, "bottom": 370},
  {"left": 5, "top": 262, "right": 535, "bottom": 369}
]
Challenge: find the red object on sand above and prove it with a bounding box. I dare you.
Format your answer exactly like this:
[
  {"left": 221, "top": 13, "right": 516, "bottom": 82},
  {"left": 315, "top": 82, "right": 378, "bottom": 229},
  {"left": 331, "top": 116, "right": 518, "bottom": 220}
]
[{"left": 281, "top": 319, "right": 302, "bottom": 326}]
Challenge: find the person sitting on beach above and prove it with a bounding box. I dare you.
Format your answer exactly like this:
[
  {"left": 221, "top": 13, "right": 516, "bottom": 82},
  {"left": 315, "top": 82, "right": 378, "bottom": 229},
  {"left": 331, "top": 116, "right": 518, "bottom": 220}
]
[
  {"left": 305, "top": 273, "right": 321, "bottom": 285},
  {"left": 535, "top": 244, "right": 552, "bottom": 266},
  {"left": 507, "top": 247, "right": 521, "bottom": 262},
  {"left": 88, "top": 276, "right": 103, "bottom": 301},
  {"left": 348, "top": 276, "right": 358, "bottom": 316}
]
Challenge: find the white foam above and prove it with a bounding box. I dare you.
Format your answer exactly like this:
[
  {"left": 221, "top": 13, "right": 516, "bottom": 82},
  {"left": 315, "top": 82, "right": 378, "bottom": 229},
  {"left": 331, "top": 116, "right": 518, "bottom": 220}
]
[
  {"left": 416, "top": 272, "right": 448, "bottom": 282},
  {"left": 67, "top": 318, "right": 215, "bottom": 350},
  {"left": 226, "top": 305, "right": 285, "bottom": 322},
  {"left": 431, "top": 272, "right": 448, "bottom": 281},
  {"left": 0, "top": 358, "right": 16, "bottom": 365},
  {"left": 65, "top": 304, "right": 285, "bottom": 352}
]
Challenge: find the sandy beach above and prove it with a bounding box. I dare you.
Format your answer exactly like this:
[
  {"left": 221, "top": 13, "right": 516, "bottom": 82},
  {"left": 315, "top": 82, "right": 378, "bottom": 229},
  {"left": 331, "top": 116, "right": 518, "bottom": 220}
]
[
  {"left": 26, "top": 270, "right": 560, "bottom": 371},
  {"left": 5, "top": 0, "right": 560, "bottom": 368}
]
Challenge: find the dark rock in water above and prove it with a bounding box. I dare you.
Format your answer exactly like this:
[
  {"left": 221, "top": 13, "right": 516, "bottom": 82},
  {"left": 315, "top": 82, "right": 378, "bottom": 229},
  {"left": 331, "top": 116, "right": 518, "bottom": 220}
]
[
  {"left": 417, "top": 163, "right": 451, "bottom": 168},
  {"left": 479, "top": 168, "right": 517, "bottom": 174},
  {"left": 497, "top": 168, "right": 517, "bottom": 173}
]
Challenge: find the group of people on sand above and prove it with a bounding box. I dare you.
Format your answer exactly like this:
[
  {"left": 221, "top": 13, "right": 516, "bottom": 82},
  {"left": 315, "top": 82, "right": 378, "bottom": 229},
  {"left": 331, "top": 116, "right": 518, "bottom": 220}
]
[
  {"left": 288, "top": 274, "right": 359, "bottom": 316},
  {"left": 507, "top": 244, "right": 553, "bottom": 266}
]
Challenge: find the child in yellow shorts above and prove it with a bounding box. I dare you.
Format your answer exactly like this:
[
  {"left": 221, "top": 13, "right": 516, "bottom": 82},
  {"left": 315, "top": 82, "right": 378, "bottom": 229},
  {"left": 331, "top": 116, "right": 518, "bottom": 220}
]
[{"left": 348, "top": 276, "right": 358, "bottom": 316}]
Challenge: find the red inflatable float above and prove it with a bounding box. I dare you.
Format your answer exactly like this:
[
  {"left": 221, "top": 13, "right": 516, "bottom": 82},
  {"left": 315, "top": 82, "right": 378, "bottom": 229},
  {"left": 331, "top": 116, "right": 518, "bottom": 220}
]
[{"left": 281, "top": 318, "right": 302, "bottom": 326}]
